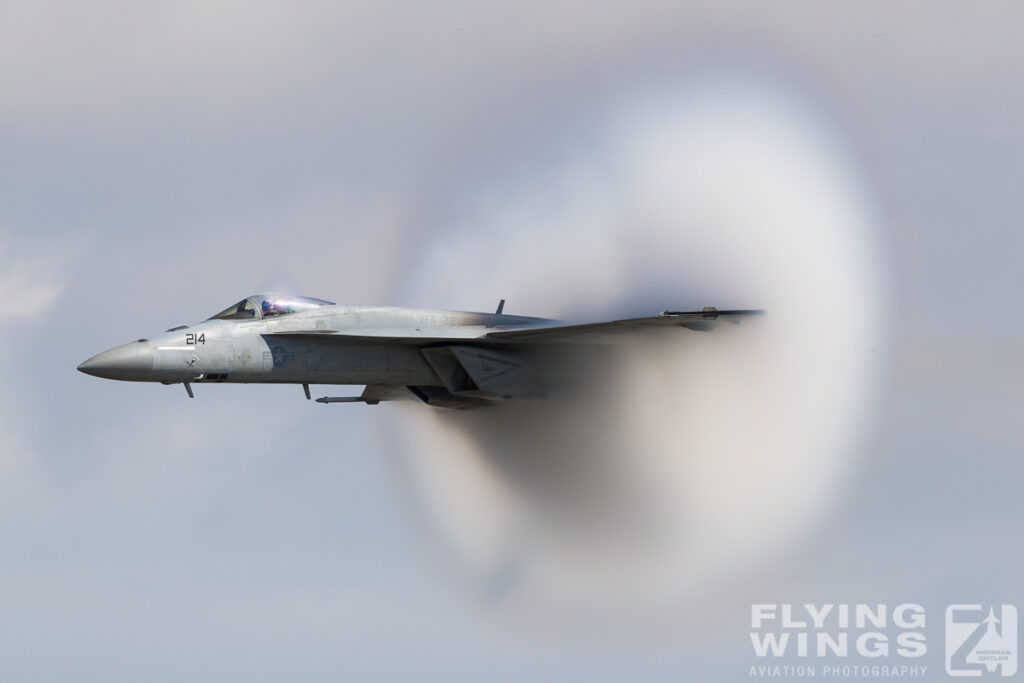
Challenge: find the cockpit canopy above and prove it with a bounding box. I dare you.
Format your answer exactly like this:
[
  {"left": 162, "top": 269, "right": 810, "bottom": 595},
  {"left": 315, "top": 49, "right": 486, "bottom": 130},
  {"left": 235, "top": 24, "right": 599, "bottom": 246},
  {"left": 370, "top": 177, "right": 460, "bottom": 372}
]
[{"left": 208, "top": 294, "right": 335, "bottom": 321}]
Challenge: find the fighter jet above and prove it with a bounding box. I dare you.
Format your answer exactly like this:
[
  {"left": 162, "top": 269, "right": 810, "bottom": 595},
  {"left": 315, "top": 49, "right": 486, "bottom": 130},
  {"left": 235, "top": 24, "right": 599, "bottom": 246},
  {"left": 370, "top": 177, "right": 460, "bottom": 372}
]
[{"left": 78, "top": 294, "right": 763, "bottom": 408}]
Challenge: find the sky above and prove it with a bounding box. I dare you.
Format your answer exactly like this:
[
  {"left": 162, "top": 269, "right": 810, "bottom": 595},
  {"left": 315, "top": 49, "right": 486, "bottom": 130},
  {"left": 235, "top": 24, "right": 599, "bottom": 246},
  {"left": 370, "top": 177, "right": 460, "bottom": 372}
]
[{"left": 1, "top": 2, "right": 1022, "bottom": 681}]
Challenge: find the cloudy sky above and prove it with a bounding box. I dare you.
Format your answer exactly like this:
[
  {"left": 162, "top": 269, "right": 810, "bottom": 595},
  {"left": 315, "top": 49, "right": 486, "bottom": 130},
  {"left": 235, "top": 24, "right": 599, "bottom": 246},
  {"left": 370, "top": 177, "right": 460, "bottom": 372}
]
[{"left": 1, "top": 2, "right": 1022, "bottom": 680}]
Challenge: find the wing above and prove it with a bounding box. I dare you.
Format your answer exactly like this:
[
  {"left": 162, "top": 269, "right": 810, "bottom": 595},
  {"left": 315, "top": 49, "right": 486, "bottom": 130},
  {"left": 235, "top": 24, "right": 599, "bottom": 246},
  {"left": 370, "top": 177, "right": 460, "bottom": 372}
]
[
  {"left": 480, "top": 308, "right": 764, "bottom": 343},
  {"left": 266, "top": 308, "right": 763, "bottom": 345},
  {"left": 268, "top": 307, "right": 762, "bottom": 409}
]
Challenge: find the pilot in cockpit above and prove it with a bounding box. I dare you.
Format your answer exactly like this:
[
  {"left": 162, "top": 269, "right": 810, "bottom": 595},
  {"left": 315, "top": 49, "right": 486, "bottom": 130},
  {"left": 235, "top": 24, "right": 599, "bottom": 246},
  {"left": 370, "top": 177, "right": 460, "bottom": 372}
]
[{"left": 261, "top": 298, "right": 291, "bottom": 318}]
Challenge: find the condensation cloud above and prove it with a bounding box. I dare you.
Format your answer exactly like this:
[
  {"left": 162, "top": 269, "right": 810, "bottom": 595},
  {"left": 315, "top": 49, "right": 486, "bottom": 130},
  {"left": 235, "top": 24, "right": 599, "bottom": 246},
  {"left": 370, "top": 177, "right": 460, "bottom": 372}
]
[{"left": 393, "top": 77, "right": 879, "bottom": 612}]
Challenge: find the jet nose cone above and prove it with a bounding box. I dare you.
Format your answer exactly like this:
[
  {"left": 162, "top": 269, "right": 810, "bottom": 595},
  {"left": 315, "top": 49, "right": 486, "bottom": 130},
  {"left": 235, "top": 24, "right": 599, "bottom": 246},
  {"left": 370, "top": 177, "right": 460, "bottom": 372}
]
[{"left": 78, "top": 340, "right": 154, "bottom": 381}]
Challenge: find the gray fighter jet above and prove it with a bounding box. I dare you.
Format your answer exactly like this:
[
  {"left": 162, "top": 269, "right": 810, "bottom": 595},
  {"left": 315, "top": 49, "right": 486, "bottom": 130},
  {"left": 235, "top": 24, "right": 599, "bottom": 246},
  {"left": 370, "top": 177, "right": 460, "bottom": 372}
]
[{"left": 78, "top": 294, "right": 762, "bottom": 408}]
